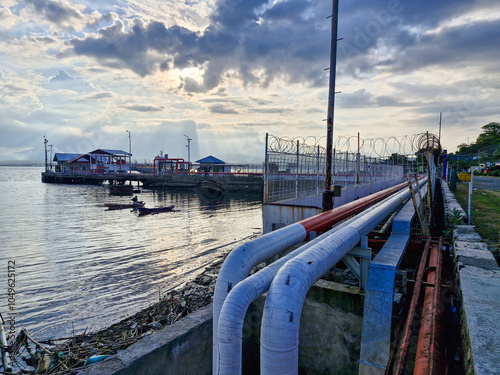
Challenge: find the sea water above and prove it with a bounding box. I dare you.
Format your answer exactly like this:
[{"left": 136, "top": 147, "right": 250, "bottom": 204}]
[{"left": 0, "top": 166, "right": 262, "bottom": 339}]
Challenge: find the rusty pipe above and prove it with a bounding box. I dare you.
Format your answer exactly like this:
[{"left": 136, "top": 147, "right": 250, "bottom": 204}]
[
  {"left": 414, "top": 238, "right": 443, "bottom": 375},
  {"left": 392, "top": 237, "right": 432, "bottom": 375}
]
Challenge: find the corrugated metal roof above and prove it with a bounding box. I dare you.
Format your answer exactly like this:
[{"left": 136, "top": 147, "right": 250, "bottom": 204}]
[
  {"left": 89, "top": 149, "right": 131, "bottom": 156},
  {"left": 53, "top": 153, "right": 81, "bottom": 162},
  {"left": 67, "top": 154, "right": 92, "bottom": 163},
  {"left": 196, "top": 155, "right": 225, "bottom": 164}
]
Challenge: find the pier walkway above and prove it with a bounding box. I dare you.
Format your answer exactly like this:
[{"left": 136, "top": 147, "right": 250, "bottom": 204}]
[{"left": 41, "top": 171, "right": 263, "bottom": 194}]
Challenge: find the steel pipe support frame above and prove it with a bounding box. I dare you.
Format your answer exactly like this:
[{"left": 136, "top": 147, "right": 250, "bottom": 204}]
[
  {"left": 213, "top": 181, "right": 412, "bottom": 374},
  {"left": 358, "top": 185, "right": 427, "bottom": 374},
  {"left": 216, "top": 196, "right": 401, "bottom": 375},
  {"left": 260, "top": 179, "right": 426, "bottom": 375}
]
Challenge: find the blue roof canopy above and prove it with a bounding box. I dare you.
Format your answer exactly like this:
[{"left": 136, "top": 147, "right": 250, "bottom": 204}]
[
  {"left": 53, "top": 153, "right": 81, "bottom": 162},
  {"left": 89, "top": 149, "right": 131, "bottom": 156},
  {"left": 196, "top": 155, "right": 225, "bottom": 164}
]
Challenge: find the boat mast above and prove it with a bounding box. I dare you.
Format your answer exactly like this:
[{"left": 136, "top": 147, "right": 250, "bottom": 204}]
[{"left": 322, "top": 0, "right": 340, "bottom": 212}]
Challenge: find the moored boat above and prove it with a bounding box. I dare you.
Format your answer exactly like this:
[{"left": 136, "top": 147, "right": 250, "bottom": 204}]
[
  {"left": 200, "top": 179, "right": 224, "bottom": 197},
  {"left": 104, "top": 202, "right": 145, "bottom": 210},
  {"left": 136, "top": 205, "right": 175, "bottom": 215},
  {"left": 109, "top": 184, "right": 134, "bottom": 195}
]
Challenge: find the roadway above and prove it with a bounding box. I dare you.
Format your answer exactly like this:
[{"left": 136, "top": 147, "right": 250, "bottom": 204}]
[{"left": 471, "top": 176, "right": 500, "bottom": 192}]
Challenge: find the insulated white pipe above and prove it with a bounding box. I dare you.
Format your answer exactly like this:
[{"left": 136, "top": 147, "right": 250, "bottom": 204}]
[
  {"left": 260, "top": 180, "right": 426, "bottom": 375},
  {"left": 217, "top": 232, "right": 327, "bottom": 375},
  {"left": 0, "top": 314, "right": 11, "bottom": 372},
  {"left": 216, "top": 193, "right": 402, "bottom": 375},
  {"left": 213, "top": 224, "right": 307, "bottom": 374}
]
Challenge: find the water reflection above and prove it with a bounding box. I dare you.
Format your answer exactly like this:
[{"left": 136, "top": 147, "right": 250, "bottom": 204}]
[{"left": 0, "top": 168, "right": 262, "bottom": 339}]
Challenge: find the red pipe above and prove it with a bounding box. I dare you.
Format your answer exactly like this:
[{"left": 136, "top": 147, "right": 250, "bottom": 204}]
[
  {"left": 392, "top": 237, "right": 432, "bottom": 375},
  {"left": 299, "top": 181, "right": 410, "bottom": 236},
  {"left": 414, "top": 238, "right": 443, "bottom": 374}
]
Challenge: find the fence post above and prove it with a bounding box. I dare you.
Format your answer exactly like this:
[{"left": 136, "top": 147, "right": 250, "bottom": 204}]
[
  {"left": 264, "top": 133, "right": 269, "bottom": 204},
  {"left": 296, "top": 140, "right": 299, "bottom": 200},
  {"left": 317, "top": 145, "right": 320, "bottom": 195}
]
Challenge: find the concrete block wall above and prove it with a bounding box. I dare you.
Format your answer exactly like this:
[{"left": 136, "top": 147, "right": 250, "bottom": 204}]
[
  {"left": 263, "top": 178, "right": 405, "bottom": 233},
  {"left": 77, "top": 280, "right": 364, "bottom": 375},
  {"left": 441, "top": 181, "right": 500, "bottom": 375},
  {"left": 453, "top": 225, "right": 500, "bottom": 375}
]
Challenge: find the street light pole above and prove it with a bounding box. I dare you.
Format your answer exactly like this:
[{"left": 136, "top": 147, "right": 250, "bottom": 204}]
[
  {"left": 49, "top": 144, "right": 53, "bottom": 171},
  {"left": 126, "top": 130, "right": 131, "bottom": 169},
  {"left": 184, "top": 134, "right": 192, "bottom": 165},
  {"left": 44, "top": 135, "right": 48, "bottom": 172}
]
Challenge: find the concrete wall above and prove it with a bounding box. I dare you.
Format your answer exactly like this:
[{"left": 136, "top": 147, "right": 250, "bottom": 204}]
[
  {"left": 441, "top": 182, "right": 500, "bottom": 375},
  {"left": 78, "top": 280, "right": 364, "bottom": 375},
  {"left": 77, "top": 306, "right": 213, "bottom": 375},
  {"left": 144, "top": 174, "right": 263, "bottom": 194},
  {"left": 453, "top": 225, "right": 500, "bottom": 375},
  {"left": 263, "top": 177, "right": 405, "bottom": 233}
]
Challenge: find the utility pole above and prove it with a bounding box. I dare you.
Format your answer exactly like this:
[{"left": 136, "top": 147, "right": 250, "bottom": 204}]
[
  {"left": 44, "top": 135, "right": 48, "bottom": 172},
  {"left": 438, "top": 112, "right": 442, "bottom": 142},
  {"left": 323, "top": 0, "right": 340, "bottom": 212},
  {"left": 49, "top": 144, "right": 53, "bottom": 171},
  {"left": 126, "top": 130, "right": 131, "bottom": 167},
  {"left": 184, "top": 134, "right": 192, "bottom": 165}
]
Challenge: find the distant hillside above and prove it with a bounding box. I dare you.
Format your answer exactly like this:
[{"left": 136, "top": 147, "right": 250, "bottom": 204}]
[{"left": 0, "top": 161, "right": 45, "bottom": 167}]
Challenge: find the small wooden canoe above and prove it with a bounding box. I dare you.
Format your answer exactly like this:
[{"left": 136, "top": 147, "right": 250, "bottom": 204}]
[
  {"left": 136, "top": 205, "right": 175, "bottom": 215},
  {"left": 104, "top": 202, "right": 144, "bottom": 210}
]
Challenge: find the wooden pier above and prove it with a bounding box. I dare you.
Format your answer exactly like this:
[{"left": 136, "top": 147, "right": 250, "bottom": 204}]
[{"left": 41, "top": 171, "right": 263, "bottom": 194}]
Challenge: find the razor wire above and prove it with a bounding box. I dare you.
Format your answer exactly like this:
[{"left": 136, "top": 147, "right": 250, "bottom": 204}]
[{"left": 265, "top": 133, "right": 437, "bottom": 204}]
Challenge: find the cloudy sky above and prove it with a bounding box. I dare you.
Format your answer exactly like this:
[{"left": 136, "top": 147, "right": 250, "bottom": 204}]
[{"left": 1, "top": 0, "right": 499, "bottom": 163}]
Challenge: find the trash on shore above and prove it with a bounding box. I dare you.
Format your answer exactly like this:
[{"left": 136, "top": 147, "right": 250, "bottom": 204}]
[{"left": 2, "top": 259, "right": 223, "bottom": 375}]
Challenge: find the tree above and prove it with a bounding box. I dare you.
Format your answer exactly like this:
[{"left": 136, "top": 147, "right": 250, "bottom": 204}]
[
  {"left": 476, "top": 122, "right": 500, "bottom": 146},
  {"left": 457, "top": 122, "right": 500, "bottom": 156}
]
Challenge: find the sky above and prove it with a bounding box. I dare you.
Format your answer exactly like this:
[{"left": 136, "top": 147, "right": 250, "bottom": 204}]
[{"left": 0, "top": 0, "right": 499, "bottom": 164}]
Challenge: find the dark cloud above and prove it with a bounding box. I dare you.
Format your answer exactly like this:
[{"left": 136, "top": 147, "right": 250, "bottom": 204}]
[
  {"left": 120, "top": 104, "right": 165, "bottom": 112},
  {"left": 253, "top": 107, "right": 288, "bottom": 114},
  {"left": 69, "top": 0, "right": 332, "bottom": 89},
  {"left": 337, "top": 88, "right": 418, "bottom": 109},
  {"left": 380, "top": 19, "right": 500, "bottom": 75},
  {"left": 209, "top": 104, "right": 239, "bottom": 114},
  {"left": 83, "top": 92, "right": 113, "bottom": 100},
  {"left": 68, "top": 0, "right": 500, "bottom": 92},
  {"left": 25, "top": 0, "right": 83, "bottom": 26}
]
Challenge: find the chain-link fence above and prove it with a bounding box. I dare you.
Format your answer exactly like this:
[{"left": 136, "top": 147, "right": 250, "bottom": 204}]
[{"left": 264, "top": 134, "right": 429, "bottom": 204}]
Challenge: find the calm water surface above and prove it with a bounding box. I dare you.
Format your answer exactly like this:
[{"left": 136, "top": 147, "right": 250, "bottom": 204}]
[{"left": 0, "top": 167, "right": 262, "bottom": 339}]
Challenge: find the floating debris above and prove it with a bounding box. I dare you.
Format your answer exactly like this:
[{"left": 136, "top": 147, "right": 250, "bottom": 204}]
[{"left": 1, "top": 255, "right": 228, "bottom": 375}]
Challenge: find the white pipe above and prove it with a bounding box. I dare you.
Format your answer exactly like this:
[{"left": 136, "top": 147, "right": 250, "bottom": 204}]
[
  {"left": 260, "top": 180, "right": 426, "bottom": 375},
  {"left": 217, "top": 232, "right": 327, "bottom": 374},
  {"left": 216, "top": 193, "right": 410, "bottom": 375},
  {"left": 0, "top": 314, "right": 11, "bottom": 372},
  {"left": 213, "top": 224, "right": 307, "bottom": 374}
]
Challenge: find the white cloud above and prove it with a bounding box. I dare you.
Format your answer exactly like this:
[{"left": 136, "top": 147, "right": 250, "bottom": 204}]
[
  {"left": 0, "top": 6, "right": 18, "bottom": 28},
  {"left": 0, "top": 0, "right": 499, "bottom": 161}
]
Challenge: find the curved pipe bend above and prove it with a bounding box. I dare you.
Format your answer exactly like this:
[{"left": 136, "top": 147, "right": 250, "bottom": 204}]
[
  {"left": 260, "top": 179, "right": 427, "bottom": 375},
  {"left": 216, "top": 190, "right": 409, "bottom": 375},
  {"left": 213, "top": 179, "right": 421, "bottom": 374}
]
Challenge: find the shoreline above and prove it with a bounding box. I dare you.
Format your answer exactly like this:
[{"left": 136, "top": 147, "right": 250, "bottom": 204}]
[{"left": 7, "top": 233, "right": 262, "bottom": 374}]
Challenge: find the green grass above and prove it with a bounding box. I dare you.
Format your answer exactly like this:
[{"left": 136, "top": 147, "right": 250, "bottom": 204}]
[{"left": 452, "top": 181, "right": 500, "bottom": 255}]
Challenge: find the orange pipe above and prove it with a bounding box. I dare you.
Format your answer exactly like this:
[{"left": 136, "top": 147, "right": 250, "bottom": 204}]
[{"left": 299, "top": 181, "right": 409, "bottom": 235}]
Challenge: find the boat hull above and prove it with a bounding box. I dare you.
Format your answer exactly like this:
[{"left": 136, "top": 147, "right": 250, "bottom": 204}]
[{"left": 136, "top": 205, "right": 175, "bottom": 215}]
